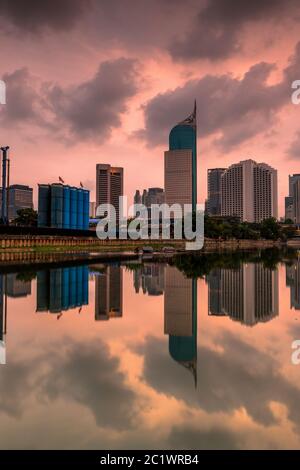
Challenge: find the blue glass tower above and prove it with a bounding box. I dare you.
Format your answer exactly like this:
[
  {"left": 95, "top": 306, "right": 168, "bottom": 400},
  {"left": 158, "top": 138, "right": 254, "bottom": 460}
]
[{"left": 169, "top": 101, "right": 197, "bottom": 211}]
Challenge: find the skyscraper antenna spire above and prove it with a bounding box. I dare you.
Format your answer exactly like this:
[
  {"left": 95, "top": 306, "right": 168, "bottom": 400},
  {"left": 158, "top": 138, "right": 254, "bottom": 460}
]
[{"left": 178, "top": 101, "right": 197, "bottom": 128}]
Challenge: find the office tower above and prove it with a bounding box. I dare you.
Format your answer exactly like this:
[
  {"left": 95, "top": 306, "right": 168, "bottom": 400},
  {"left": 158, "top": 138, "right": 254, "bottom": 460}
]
[
  {"left": 146, "top": 187, "right": 165, "bottom": 206},
  {"left": 164, "top": 266, "right": 197, "bottom": 385},
  {"left": 206, "top": 269, "right": 223, "bottom": 315},
  {"left": 6, "top": 273, "right": 31, "bottom": 298},
  {"left": 135, "top": 187, "right": 165, "bottom": 207},
  {"left": 164, "top": 102, "right": 197, "bottom": 211},
  {"left": 95, "top": 266, "right": 123, "bottom": 320},
  {"left": 207, "top": 264, "right": 279, "bottom": 325},
  {"left": 286, "top": 261, "right": 300, "bottom": 310},
  {"left": 89, "top": 201, "right": 96, "bottom": 218},
  {"left": 293, "top": 179, "right": 300, "bottom": 224},
  {"left": 0, "top": 185, "right": 34, "bottom": 221},
  {"left": 289, "top": 174, "right": 300, "bottom": 196},
  {"left": 142, "top": 189, "right": 148, "bottom": 206},
  {"left": 207, "top": 169, "right": 226, "bottom": 216},
  {"left": 7, "top": 185, "right": 33, "bottom": 220},
  {"left": 284, "top": 174, "right": 300, "bottom": 223},
  {"left": 221, "top": 159, "right": 277, "bottom": 222},
  {"left": 38, "top": 183, "right": 89, "bottom": 230},
  {"left": 133, "top": 263, "right": 165, "bottom": 296},
  {"left": 96, "top": 164, "right": 124, "bottom": 221},
  {"left": 36, "top": 266, "right": 89, "bottom": 313},
  {"left": 285, "top": 196, "right": 294, "bottom": 221},
  {"left": 134, "top": 190, "right": 142, "bottom": 205}
]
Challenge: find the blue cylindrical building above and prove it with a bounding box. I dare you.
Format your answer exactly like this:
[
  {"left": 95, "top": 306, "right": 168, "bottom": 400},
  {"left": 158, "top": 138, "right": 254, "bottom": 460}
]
[
  {"left": 70, "top": 187, "right": 78, "bottom": 230},
  {"left": 83, "top": 189, "right": 90, "bottom": 231},
  {"left": 51, "top": 184, "right": 64, "bottom": 228},
  {"left": 63, "top": 186, "right": 71, "bottom": 229},
  {"left": 38, "top": 184, "right": 51, "bottom": 227},
  {"left": 38, "top": 183, "right": 90, "bottom": 231},
  {"left": 77, "top": 189, "right": 84, "bottom": 230}
]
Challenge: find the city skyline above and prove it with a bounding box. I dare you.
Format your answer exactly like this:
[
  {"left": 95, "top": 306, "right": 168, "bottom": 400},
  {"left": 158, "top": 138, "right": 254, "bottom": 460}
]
[{"left": 1, "top": 2, "right": 300, "bottom": 218}]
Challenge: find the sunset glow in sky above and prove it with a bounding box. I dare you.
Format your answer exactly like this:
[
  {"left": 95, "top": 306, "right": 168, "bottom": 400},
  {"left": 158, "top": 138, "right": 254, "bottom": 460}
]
[{"left": 1, "top": 0, "right": 300, "bottom": 215}]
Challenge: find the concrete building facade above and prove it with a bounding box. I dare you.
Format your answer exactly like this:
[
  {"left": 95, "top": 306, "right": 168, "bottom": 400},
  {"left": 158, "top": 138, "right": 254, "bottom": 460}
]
[
  {"left": 221, "top": 159, "right": 277, "bottom": 222},
  {"left": 207, "top": 168, "right": 226, "bottom": 216},
  {"left": 96, "top": 164, "right": 124, "bottom": 220}
]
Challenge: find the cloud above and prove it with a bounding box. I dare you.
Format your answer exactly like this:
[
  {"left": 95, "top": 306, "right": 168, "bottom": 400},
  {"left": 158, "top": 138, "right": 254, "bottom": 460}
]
[
  {"left": 47, "top": 58, "right": 139, "bottom": 140},
  {"left": 0, "top": 68, "right": 46, "bottom": 126},
  {"left": 0, "top": 0, "right": 91, "bottom": 33},
  {"left": 0, "top": 360, "right": 36, "bottom": 418},
  {"left": 0, "top": 338, "right": 137, "bottom": 431},
  {"left": 0, "top": 58, "right": 140, "bottom": 142},
  {"left": 141, "top": 333, "right": 300, "bottom": 430},
  {"left": 40, "top": 339, "right": 137, "bottom": 430},
  {"left": 168, "top": 425, "right": 240, "bottom": 450},
  {"left": 168, "top": 0, "right": 300, "bottom": 61},
  {"left": 287, "top": 132, "right": 300, "bottom": 159},
  {"left": 0, "top": 0, "right": 194, "bottom": 55},
  {"left": 138, "top": 61, "right": 286, "bottom": 151},
  {"left": 140, "top": 40, "right": 300, "bottom": 151}
]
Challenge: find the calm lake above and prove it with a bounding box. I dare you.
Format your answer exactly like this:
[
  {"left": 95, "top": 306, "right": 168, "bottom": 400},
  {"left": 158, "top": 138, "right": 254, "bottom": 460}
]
[{"left": 0, "top": 249, "right": 300, "bottom": 450}]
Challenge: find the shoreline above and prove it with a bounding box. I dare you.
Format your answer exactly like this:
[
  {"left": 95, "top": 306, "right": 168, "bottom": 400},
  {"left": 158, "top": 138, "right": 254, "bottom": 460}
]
[{"left": 0, "top": 237, "right": 294, "bottom": 272}]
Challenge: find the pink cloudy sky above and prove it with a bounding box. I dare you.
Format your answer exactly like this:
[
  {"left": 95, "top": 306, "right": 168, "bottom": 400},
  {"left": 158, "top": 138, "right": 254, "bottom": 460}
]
[{"left": 1, "top": 0, "right": 300, "bottom": 216}]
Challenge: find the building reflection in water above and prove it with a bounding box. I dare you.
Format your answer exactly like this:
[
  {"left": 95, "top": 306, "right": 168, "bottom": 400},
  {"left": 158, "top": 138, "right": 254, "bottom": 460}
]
[
  {"left": 207, "top": 263, "right": 279, "bottom": 325},
  {"left": 132, "top": 263, "right": 197, "bottom": 385},
  {"left": 133, "top": 263, "right": 164, "bottom": 296},
  {"left": 95, "top": 265, "right": 123, "bottom": 320},
  {"left": 6, "top": 273, "right": 31, "bottom": 298},
  {"left": 0, "top": 275, "right": 7, "bottom": 364},
  {"left": 164, "top": 266, "right": 197, "bottom": 386},
  {"left": 36, "top": 266, "right": 89, "bottom": 314},
  {"left": 286, "top": 259, "right": 300, "bottom": 310}
]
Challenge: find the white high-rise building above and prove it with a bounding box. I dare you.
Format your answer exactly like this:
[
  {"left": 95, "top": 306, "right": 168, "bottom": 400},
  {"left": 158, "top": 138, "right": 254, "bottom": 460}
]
[{"left": 221, "top": 159, "right": 277, "bottom": 222}]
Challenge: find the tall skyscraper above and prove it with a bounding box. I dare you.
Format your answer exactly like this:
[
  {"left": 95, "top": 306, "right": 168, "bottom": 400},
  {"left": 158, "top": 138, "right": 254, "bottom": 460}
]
[
  {"left": 147, "top": 187, "right": 165, "bottom": 206},
  {"left": 95, "top": 266, "right": 123, "bottom": 320},
  {"left": 134, "top": 189, "right": 142, "bottom": 205},
  {"left": 207, "top": 168, "right": 226, "bottom": 215},
  {"left": 284, "top": 174, "right": 300, "bottom": 223},
  {"left": 135, "top": 187, "right": 165, "bottom": 207},
  {"left": 207, "top": 264, "right": 279, "bottom": 326},
  {"left": 164, "top": 102, "right": 197, "bottom": 212},
  {"left": 142, "top": 189, "right": 148, "bottom": 206},
  {"left": 133, "top": 263, "right": 165, "bottom": 296},
  {"left": 221, "top": 159, "right": 277, "bottom": 222},
  {"left": 164, "top": 265, "right": 197, "bottom": 385},
  {"left": 96, "top": 164, "right": 124, "bottom": 220},
  {"left": 286, "top": 259, "right": 300, "bottom": 310},
  {"left": 285, "top": 196, "right": 294, "bottom": 221},
  {"left": 292, "top": 178, "right": 300, "bottom": 224}
]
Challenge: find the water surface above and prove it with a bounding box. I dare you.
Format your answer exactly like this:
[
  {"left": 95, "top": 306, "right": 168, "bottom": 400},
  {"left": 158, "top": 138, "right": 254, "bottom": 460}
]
[{"left": 0, "top": 250, "right": 300, "bottom": 450}]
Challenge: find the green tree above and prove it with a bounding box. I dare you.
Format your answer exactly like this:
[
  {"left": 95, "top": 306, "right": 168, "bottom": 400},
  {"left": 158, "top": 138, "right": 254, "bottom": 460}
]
[
  {"left": 13, "top": 208, "right": 38, "bottom": 227},
  {"left": 260, "top": 217, "right": 280, "bottom": 240}
]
